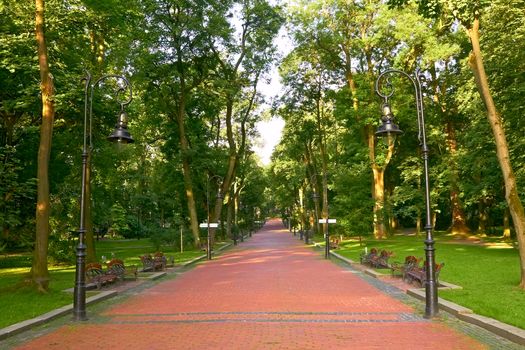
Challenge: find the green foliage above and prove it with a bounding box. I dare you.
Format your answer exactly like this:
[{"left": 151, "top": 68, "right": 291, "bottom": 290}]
[
  {"left": 47, "top": 233, "right": 75, "bottom": 264},
  {"left": 0, "top": 146, "right": 36, "bottom": 249},
  {"left": 0, "top": 254, "right": 32, "bottom": 269},
  {"left": 387, "top": 0, "right": 491, "bottom": 25},
  {"left": 108, "top": 203, "right": 130, "bottom": 238}
]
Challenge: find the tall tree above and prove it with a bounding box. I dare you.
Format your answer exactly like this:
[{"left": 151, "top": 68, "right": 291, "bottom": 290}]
[
  {"left": 32, "top": 0, "right": 54, "bottom": 292},
  {"left": 288, "top": 0, "right": 405, "bottom": 238},
  {"left": 210, "top": 0, "right": 283, "bottom": 241},
  {"left": 136, "top": 0, "right": 233, "bottom": 246}
]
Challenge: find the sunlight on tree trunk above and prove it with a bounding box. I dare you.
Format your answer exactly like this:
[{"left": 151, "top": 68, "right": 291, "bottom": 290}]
[
  {"left": 33, "top": 0, "right": 53, "bottom": 292},
  {"left": 372, "top": 166, "right": 386, "bottom": 239},
  {"left": 503, "top": 207, "right": 511, "bottom": 239},
  {"left": 446, "top": 121, "right": 470, "bottom": 236},
  {"left": 176, "top": 97, "right": 200, "bottom": 247}
]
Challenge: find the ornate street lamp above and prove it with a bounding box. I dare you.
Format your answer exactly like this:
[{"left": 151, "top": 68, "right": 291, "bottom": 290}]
[
  {"left": 375, "top": 68, "right": 438, "bottom": 318},
  {"left": 206, "top": 175, "right": 223, "bottom": 260},
  {"left": 73, "top": 71, "right": 134, "bottom": 321}
]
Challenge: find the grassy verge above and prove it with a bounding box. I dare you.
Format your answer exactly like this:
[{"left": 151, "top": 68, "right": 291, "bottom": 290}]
[
  {"left": 322, "top": 232, "right": 525, "bottom": 330},
  {"left": 0, "top": 239, "right": 221, "bottom": 329}
]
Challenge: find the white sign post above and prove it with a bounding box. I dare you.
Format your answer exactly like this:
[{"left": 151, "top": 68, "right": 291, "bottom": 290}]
[
  {"left": 319, "top": 219, "right": 337, "bottom": 224},
  {"left": 318, "top": 218, "right": 337, "bottom": 259},
  {"left": 199, "top": 222, "right": 219, "bottom": 260}
]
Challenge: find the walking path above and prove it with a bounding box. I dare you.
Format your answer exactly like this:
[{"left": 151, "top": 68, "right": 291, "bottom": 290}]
[{"left": 7, "top": 219, "right": 520, "bottom": 349}]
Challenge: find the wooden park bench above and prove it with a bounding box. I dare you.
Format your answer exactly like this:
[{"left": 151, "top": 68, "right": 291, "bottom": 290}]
[
  {"left": 360, "top": 248, "right": 378, "bottom": 265},
  {"left": 368, "top": 249, "right": 394, "bottom": 269},
  {"left": 107, "top": 258, "right": 138, "bottom": 280},
  {"left": 86, "top": 262, "right": 119, "bottom": 289},
  {"left": 329, "top": 237, "right": 340, "bottom": 250},
  {"left": 139, "top": 253, "right": 166, "bottom": 272},
  {"left": 390, "top": 255, "right": 421, "bottom": 278},
  {"left": 404, "top": 260, "right": 445, "bottom": 287}
]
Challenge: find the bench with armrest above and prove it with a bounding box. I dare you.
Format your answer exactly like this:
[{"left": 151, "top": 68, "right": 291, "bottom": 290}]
[
  {"left": 139, "top": 253, "right": 166, "bottom": 272},
  {"left": 404, "top": 260, "right": 445, "bottom": 287},
  {"left": 329, "top": 237, "right": 340, "bottom": 250},
  {"left": 107, "top": 258, "right": 138, "bottom": 280},
  {"left": 390, "top": 255, "right": 421, "bottom": 277},
  {"left": 368, "top": 250, "right": 394, "bottom": 269},
  {"left": 153, "top": 252, "right": 167, "bottom": 269},
  {"left": 360, "top": 248, "right": 378, "bottom": 265},
  {"left": 86, "top": 262, "right": 119, "bottom": 289}
]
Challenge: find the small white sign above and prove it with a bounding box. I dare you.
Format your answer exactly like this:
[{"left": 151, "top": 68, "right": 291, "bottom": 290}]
[
  {"left": 319, "top": 219, "right": 337, "bottom": 224},
  {"left": 199, "top": 223, "right": 219, "bottom": 228}
]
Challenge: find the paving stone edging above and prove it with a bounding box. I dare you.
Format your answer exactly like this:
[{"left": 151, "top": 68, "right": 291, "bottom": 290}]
[{"left": 328, "top": 249, "right": 525, "bottom": 346}]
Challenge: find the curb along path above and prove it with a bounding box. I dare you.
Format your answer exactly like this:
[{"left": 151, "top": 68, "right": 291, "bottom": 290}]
[{"left": 10, "top": 219, "right": 512, "bottom": 349}]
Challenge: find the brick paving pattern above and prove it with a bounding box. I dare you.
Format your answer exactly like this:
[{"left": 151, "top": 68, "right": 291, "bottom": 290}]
[{"left": 10, "top": 219, "right": 516, "bottom": 349}]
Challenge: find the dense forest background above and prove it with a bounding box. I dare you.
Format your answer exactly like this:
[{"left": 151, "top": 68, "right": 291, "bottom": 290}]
[{"left": 2, "top": 0, "right": 525, "bottom": 290}]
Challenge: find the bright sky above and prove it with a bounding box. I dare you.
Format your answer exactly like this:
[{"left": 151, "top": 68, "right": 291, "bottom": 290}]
[
  {"left": 253, "top": 25, "right": 292, "bottom": 166},
  {"left": 253, "top": 116, "right": 285, "bottom": 165}
]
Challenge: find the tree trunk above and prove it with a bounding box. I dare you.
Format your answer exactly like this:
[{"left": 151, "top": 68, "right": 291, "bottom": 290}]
[
  {"left": 33, "top": 0, "right": 53, "bottom": 292},
  {"left": 503, "top": 207, "right": 511, "bottom": 239},
  {"left": 320, "top": 174, "right": 328, "bottom": 237},
  {"left": 478, "top": 198, "right": 487, "bottom": 234},
  {"left": 446, "top": 121, "right": 470, "bottom": 235},
  {"left": 226, "top": 192, "right": 233, "bottom": 241},
  {"left": 467, "top": 18, "right": 525, "bottom": 288},
  {"left": 211, "top": 82, "right": 255, "bottom": 244},
  {"left": 305, "top": 142, "right": 321, "bottom": 235},
  {"left": 368, "top": 127, "right": 395, "bottom": 240},
  {"left": 299, "top": 186, "right": 305, "bottom": 237},
  {"left": 372, "top": 165, "right": 386, "bottom": 239},
  {"left": 175, "top": 95, "right": 200, "bottom": 246}
]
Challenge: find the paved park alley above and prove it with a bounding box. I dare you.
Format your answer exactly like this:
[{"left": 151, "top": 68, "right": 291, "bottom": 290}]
[{"left": 9, "top": 219, "right": 518, "bottom": 349}]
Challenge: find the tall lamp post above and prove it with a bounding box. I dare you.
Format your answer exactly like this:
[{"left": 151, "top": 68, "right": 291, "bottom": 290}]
[
  {"left": 206, "top": 175, "right": 223, "bottom": 260},
  {"left": 74, "top": 71, "right": 134, "bottom": 321},
  {"left": 318, "top": 172, "right": 330, "bottom": 260},
  {"left": 375, "top": 68, "right": 438, "bottom": 318},
  {"left": 324, "top": 200, "right": 330, "bottom": 259},
  {"left": 309, "top": 173, "right": 320, "bottom": 245}
]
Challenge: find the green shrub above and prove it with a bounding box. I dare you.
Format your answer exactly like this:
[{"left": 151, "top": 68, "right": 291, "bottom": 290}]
[
  {"left": 48, "top": 234, "right": 75, "bottom": 264},
  {"left": 0, "top": 254, "right": 32, "bottom": 269}
]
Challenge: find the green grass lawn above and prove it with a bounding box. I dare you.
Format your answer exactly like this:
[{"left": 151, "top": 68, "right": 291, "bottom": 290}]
[
  {"left": 326, "top": 232, "right": 525, "bottom": 330},
  {"left": 0, "top": 239, "right": 216, "bottom": 329}
]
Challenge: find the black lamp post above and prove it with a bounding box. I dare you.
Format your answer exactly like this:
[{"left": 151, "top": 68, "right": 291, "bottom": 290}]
[
  {"left": 375, "top": 68, "right": 438, "bottom": 318},
  {"left": 206, "top": 175, "right": 223, "bottom": 260},
  {"left": 317, "top": 172, "right": 330, "bottom": 260},
  {"left": 309, "top": 173, "right": 321, "bottom": 245},
  {"left": 324, "top": 200, "right": 330, "bottom": 260},
  {"left": 73, "top": 71, "right": 133, "bottom": 321}
]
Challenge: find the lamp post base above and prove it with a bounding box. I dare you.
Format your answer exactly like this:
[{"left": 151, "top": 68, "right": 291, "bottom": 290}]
[
  {"left": 207, "top": 233, "right": 212, "bottom": 260},
  {"left": 325, "top": 234, "right": 330, "bottom": 259},
  {"left": 73, "top": 241, "right": 87, "bottom": 321}
]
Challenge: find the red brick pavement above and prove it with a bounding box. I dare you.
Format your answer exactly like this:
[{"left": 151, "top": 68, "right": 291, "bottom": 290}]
[{"left": 14, "top": 219, "right": 487, "bottom": 349}]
